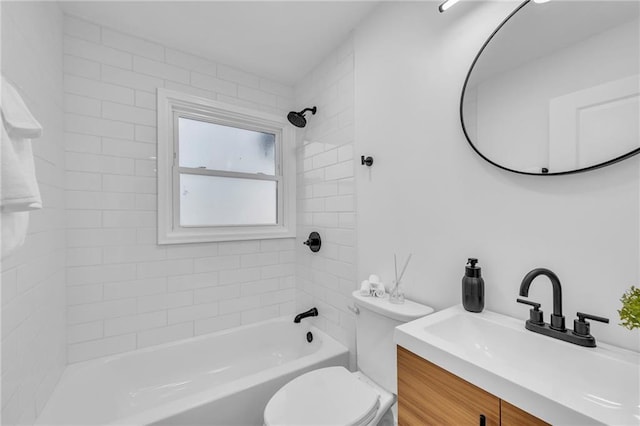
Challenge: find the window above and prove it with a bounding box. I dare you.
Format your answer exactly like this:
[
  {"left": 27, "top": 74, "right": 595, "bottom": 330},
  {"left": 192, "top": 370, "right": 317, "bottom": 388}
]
[{"left": 157, "top": 89, "right": 295, "bottom": 244}]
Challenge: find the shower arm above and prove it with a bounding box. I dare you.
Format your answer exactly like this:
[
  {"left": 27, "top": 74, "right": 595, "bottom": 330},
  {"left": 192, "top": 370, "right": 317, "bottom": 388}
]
[{"left": 299, "top": 107, "right": 316, "bottom": 115}]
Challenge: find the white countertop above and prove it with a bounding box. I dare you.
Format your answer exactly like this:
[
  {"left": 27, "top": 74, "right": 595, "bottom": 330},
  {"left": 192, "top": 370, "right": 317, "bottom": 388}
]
[{"left": 394, "top": 305, "right": 640, "bottom": 425}]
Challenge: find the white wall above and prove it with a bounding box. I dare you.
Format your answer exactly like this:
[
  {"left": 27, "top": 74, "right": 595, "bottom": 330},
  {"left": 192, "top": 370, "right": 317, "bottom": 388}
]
[
  {"left": 294, "top": 37, "right": 357, "bottom": 365},
  {"left": 355, "top": 2, "right": 640, "bottom": 351},
  {"left": 62, "top": 16, "right": 297, "bottom": 363},
  {"left": 1, "top": 2, "right": 67, "bottom": 424},
  {"left": 469, "top": 18, "right": 639, "bottom": 171}
]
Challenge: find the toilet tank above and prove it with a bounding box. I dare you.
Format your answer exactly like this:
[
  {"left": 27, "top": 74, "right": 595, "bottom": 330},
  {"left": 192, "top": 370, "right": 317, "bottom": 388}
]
[{"left": 353, "top": 291, "right": 433, "bottom": 394}]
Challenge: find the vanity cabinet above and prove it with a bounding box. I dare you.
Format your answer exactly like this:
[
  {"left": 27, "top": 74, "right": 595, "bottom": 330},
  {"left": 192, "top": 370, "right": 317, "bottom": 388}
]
[
  {"left": 397, "top": 346, "right": 549, "bottom": 426},
  {"left": 500, "top": 400, "right": 549, "bottom": 426}
]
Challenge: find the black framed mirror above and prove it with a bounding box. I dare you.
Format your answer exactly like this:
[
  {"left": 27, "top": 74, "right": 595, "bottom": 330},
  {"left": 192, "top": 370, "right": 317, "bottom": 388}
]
[{"left": 461, "top": 0, "right": 640, "bottom": 175}]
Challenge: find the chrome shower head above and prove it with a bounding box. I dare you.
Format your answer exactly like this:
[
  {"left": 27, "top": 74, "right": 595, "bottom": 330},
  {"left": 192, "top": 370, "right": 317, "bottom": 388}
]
[{"left": 287, "top": 106, "right": 317, "bottom": 128}]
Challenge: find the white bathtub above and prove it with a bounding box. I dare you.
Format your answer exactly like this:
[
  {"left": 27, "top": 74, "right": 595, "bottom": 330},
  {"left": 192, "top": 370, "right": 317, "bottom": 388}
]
[{"left": 36, "top": 317, "right": 349, "bottom": 426}]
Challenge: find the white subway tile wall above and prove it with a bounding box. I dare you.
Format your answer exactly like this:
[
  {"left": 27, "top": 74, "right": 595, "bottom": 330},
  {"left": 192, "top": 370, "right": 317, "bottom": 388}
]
[
  {"left": 62, "top": 15, "right": 298, "bottom": 364},
  {"left": 1, "top": 3, "right": 66, "bottom": 425},
  {"left": 294, "top": 38, "right": 357, "bottom": 364}
]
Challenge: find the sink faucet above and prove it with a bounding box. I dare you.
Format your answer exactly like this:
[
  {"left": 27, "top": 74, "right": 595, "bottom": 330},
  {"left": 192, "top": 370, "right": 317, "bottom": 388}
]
[
  {"left": 294, "top": 307, "right": 318, "bottom": 323},
  {"left": 517, "top": 268, "right": 609, "bottom": 347},
  {"left": 519, "top": 268, "right": 565, "bottom": 331}
]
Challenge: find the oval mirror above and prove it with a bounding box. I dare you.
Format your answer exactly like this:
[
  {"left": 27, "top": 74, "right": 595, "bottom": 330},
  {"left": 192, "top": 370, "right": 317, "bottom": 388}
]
[{"left": 461, "top": 0, "right": 640, "bottom": 175}]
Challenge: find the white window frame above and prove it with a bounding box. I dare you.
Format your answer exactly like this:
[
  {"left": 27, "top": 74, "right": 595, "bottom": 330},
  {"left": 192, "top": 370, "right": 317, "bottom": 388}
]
[{"left": 157, "top": 88, "right": 296, "bottom": 244}]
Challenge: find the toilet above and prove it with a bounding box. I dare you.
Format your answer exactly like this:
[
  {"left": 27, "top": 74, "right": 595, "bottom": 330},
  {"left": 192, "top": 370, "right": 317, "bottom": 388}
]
[{"left": 264, "top": 291, "right": 434, "bottom": 426}]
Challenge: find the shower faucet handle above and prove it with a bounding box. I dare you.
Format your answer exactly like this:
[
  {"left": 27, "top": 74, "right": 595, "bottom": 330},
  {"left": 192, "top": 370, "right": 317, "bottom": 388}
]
[{"left": 303, "top": 232, "right": 321, "bottom": 252}]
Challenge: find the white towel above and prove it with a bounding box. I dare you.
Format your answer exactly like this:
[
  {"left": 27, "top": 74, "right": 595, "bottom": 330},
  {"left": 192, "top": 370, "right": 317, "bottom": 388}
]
[
  {"left": 360, "top": 280, "right": 372, "bottom": 296},
  {"left": 1, "top": 76, "right": 43, "bottom": 257},
  {"left": 370, "top": 281, "right": 386, "bottom": 298},
  {"left": 1, "top": 212, "right": 29, "bottom": 255},
  {"left": 1, "top": 77, "right": 42, "bottom": 139},
  {"left": 1, "top": 76, "right": 43, "bottom": 212}
]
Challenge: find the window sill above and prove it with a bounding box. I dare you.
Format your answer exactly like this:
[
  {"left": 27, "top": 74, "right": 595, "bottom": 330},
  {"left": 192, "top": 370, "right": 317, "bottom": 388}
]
[{"left": 157, "top": 225, "right": 295, "bottom": 245}]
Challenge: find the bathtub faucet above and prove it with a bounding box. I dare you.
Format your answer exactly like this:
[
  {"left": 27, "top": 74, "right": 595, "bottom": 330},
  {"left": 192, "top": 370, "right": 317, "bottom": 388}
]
[{"left": 294, "top": 307, "right": 318, "bottom": 323}]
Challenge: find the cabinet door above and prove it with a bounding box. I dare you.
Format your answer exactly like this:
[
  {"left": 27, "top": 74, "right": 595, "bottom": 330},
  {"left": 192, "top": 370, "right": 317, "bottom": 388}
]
[
  {"left": 397, "top": 346, "right": 500, "bottom": 426},
  {"left": 501, "top": 400, "right": 550, "bottom": 426}
]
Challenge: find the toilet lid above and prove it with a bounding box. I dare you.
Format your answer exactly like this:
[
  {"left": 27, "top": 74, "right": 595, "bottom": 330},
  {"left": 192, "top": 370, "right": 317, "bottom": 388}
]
[{"left": 264, "top": 367, "right": 380, "bottom": 426}]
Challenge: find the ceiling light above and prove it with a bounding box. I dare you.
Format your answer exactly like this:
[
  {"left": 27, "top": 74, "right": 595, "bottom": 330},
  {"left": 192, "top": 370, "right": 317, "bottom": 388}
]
[{"left": 439, "top": 0, "right": 461, "bottom": 13}]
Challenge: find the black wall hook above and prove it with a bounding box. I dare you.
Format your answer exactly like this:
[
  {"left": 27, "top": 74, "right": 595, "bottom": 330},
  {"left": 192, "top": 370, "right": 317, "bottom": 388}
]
[{"left": 361, "top": 155, "right": 374, "bottom": 167}]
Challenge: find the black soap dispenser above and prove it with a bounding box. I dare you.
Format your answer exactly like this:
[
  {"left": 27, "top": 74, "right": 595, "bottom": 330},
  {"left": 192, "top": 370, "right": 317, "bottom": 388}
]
[{"left": 462, "top": 258, "right": 484, "bottom": 313}]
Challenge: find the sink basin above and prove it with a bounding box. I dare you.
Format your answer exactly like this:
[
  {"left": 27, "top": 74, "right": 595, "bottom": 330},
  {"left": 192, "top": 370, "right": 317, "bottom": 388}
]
[{"left": 395, "top": 305, "right": 640, "bottom": 425}]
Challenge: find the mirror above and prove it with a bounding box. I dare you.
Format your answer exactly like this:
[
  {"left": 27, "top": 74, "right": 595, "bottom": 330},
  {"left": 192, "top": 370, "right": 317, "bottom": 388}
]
[{"left": 461, "top": 0, "right": 640, "bottom": 175}]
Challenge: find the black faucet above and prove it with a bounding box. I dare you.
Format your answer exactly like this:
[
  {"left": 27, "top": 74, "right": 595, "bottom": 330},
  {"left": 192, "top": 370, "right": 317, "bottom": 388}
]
[
  {"left": 519, "top": 268, "right": 565, "bottom": 331},
  {"left": 517, "top": 268, "right": 609, "bottom": 347},
  {"left": 294, "top": 307, "right": 318, "bottom": 323}
]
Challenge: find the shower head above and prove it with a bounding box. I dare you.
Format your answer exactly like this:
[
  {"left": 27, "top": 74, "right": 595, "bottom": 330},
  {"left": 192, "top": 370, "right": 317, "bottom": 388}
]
[{"left": 287, "top": 106, "right": 317, "bottom": 128}]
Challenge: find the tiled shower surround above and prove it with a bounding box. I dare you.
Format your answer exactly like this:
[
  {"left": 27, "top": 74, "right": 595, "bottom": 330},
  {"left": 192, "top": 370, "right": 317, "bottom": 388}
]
[
  {"left": 294, "top": 38, "right": 357, "bottom": 361},
  {"left": 62, "top": 16, "right": 300, "bottom": 363},
  {"left": 1, "top": 6, "right": 356, "bottom": 424}
]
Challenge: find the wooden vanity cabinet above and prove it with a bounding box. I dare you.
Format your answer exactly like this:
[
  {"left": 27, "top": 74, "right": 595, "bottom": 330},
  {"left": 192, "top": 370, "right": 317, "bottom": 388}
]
[
  {"left": 500, "top": 400, "right": 549, "bottom": 426},
  {"left": 397, "top": 346, "right": 549, "bottom": 426}
]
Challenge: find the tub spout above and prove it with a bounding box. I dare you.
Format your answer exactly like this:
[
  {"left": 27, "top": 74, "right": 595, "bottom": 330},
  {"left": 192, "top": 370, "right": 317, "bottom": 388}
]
[{"left": 294, "top": 307, "right": 318, "bottom": 323}]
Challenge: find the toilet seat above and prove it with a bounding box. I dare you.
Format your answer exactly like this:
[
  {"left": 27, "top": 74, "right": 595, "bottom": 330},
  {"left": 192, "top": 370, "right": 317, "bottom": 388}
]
[{"left": 264, "top": 367, "right": 380, "bottom": 426}]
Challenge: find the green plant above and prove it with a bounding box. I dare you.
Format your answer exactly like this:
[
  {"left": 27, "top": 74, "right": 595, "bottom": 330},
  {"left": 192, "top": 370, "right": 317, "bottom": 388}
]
[{"left": 619, "top": 286, "right": 640, "bottom": 330}]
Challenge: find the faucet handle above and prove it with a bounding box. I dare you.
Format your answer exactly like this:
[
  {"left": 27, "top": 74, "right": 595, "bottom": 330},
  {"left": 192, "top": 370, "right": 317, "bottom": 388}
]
[
  {"left": 577, "top": 312, "right": 609, "bottom": 324},
  {"left": 573, "top": 312, "right": 609, "bottom": 337},
  {"left": 517, "top": 298, "right": 540, "bottom": 309},
  {"left": 516, "top": 298, "right": 544, "bottom": 325}
]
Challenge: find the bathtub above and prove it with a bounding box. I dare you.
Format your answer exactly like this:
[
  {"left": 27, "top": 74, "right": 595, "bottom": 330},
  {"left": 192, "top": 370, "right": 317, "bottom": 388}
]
[{"left": 36, "top": 317, "right": 349, "bottom": 425}]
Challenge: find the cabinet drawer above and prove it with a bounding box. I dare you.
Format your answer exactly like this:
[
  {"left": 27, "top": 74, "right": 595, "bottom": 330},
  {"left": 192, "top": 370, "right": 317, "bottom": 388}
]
[
  {"left": 501, "top": 400, "right": 549, "bottom": 426},
  {"left": 398, "top": 346, "right": 500, "bottom": 426}
]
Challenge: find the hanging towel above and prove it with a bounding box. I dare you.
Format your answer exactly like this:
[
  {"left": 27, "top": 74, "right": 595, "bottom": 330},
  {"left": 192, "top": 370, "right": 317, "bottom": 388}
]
[
  {"left": 1, "top": 76, "right": 43, "bottom": 257},
  {"left": 1, "top": 75, "right": 43, "bottom": 212},
  {"left": 1, "top": 212, "right": 29, "bottom": 254}
]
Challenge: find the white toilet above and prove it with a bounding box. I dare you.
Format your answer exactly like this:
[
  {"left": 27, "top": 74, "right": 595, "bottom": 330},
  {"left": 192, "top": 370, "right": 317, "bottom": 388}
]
[{"left": 264, "top": 291, "right": 434, "bottom": 426}]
